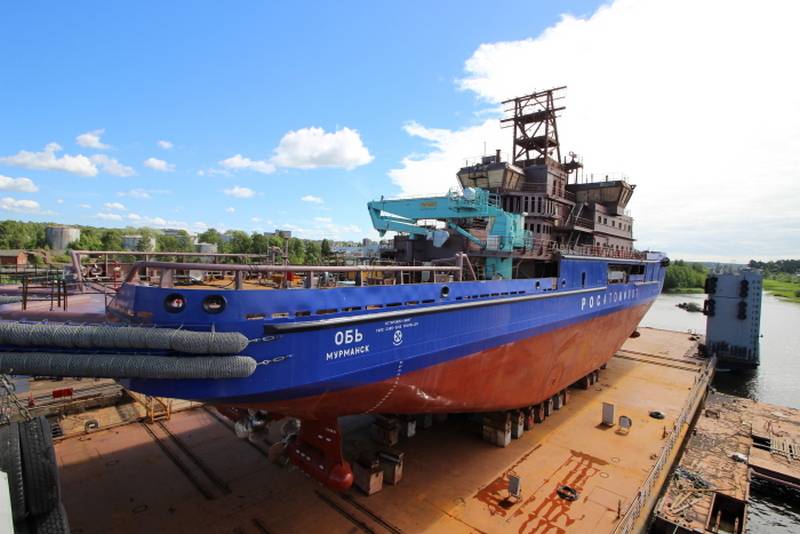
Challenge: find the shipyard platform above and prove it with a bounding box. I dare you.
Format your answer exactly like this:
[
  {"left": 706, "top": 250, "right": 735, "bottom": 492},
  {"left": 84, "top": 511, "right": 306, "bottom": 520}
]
[{"left": 52, "top": 327, "right": 710, "bottom": 533}]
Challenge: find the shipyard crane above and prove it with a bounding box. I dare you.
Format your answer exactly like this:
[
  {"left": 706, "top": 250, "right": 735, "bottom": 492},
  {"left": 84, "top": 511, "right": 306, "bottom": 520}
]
[{"left": 367, "top": 187, "right": 530, "bottom": 279}]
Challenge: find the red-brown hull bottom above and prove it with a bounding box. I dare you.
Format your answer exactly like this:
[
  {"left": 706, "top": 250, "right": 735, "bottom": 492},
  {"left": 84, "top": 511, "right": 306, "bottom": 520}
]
[{"left": 231, "top": 302, "right": 653, "bottom": 420}]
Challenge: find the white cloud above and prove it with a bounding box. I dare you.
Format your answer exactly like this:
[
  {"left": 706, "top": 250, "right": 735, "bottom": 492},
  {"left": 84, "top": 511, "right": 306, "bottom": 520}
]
[
  {"left": 118, "top": 188, "right": 169, "bottom": 199},
  {"left": 219, "top": 155, "right": 276, "bottom": 175},
  {"left": 301, "top": 195, "right": 324, "bottom": 204},
  {"left": 157, "top": 140, "right": 173, "bottom": 150},
  {"left": 76, "top": 129, "right": 110, "bottom": 149},
  {"left": 390, "top": 0, "right": 800, "bottom": 261},
  {"left": 143, "top": 157, "right": 175, "bottom": 172},
  {"left": 220, "top": 126, "right": 373, "bottom": 175},
  {"left": 56, "top": 198, "right": 64, "bottom": 204},
  {"left": 0, "top": 143, "right": 97, "bottom": 176},
  {"left": 314, "top": 216, "right": 332, "bottom": 223},
  {"left": 223, "top": 185, "right": 256, "bottom": 198},
  {"left": 127, "top": 213, "right": 142, "bottom": 221},
  {"left": 104, "top": 202, "right": 126, "bottom": 211},
  {"left": 250, "top": 216, "right": 262, "bottom": 223},
  {"left": 0, "top": 197, "right": 42, "bottom": 214},
  {"left": 271, "top": 127, "right": 373, "bottom": 170},
  {"left": 91, "top": 154, "right": 135, "bottom": 177},
  {"left": 78, "top": 203, "right": 91, "bottom": 209},
  {"left": 390, "top": 120, "right": 504, "bottom": 196},
  {"left": 94, "top": 212, "right": 123, "bottom": 221},
  {"left": 225, "top": 207, "right": 235, "bottom": 213},
  {"left": 197, "top": 168, "right": 232, "bottom": 177},
  {"left": 120, "top": 189, "right": 150, "bottom": 199},
  {"left": 0, "top": 175, "right": 38, "bottom": 193}
]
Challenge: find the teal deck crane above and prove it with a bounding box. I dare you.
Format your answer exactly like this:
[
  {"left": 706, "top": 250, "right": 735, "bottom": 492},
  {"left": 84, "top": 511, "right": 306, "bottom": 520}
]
[{"left": 367, "top": 188, "right": 531, "bottom": 279}]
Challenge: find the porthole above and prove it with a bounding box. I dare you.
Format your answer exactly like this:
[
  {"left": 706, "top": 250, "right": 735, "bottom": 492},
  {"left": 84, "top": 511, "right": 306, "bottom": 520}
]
[
  {"left": 202, "top": 295, "right": 226, "bottom": 314},
  {"left": 164, "top": 293, "right": 186, "bottom": 313},
  {"left": 440, "top": 286, "right": 450, "bottom": 298}
]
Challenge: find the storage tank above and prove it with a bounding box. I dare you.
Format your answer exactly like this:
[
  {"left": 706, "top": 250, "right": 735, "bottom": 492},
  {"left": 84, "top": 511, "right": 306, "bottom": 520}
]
[{"left": 45, "top": 226, "right": 81, "bottom": 250}]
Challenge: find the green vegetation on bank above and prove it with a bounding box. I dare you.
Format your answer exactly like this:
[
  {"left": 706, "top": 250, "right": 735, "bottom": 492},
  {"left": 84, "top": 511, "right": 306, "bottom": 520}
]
[
  {"left": 664, "top": 287, "right": 705, "bottom": 294},
  {"left": 762, "top": 278, "right": 800, "bottom": 303},
  {"left": 663, "top": 260, "right": 707, "bottom": 293},
  {"left": 0, "top": 220, "right": 342, "bottom": 266},
  {"left": 749, "top": 259, "right": 800, "bottom": 303}
]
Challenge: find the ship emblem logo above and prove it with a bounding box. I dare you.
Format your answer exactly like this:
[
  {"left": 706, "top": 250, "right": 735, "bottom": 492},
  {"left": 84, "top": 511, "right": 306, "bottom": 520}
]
[{"left": 393, "top": 330, "right": 404, "bottom": 346}]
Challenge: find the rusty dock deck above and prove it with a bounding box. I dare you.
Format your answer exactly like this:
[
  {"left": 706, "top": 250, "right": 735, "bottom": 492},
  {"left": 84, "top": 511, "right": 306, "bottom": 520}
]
[
  {"left": 53, "top": 327, "right": 711, "bottom": 533},
  {"left": 652, "top": 392, "right": 800, "bottom": 534}
]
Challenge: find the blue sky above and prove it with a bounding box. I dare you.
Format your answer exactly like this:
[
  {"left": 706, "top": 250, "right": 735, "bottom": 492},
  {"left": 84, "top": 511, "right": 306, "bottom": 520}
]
[
  {"left": 1, "top": 1, "right": 798, "bottom": 261},
  {"left": 0, "top": 1, "right": 602, "bottom": 240}
]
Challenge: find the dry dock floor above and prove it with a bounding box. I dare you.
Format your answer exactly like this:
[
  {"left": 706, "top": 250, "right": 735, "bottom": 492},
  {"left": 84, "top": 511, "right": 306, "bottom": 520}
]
[{"left": 54, "top": 327, "right": 710, "bottom": 534}]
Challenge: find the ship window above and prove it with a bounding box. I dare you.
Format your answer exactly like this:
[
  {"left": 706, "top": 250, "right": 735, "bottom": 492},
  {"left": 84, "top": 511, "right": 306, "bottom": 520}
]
[
  {"left": 202, "top": 295, "right": 226, "bottom": 314},
  {"left": 246, "top": 313, "right": 266, "bottom": 320},
  {"left": 386, "top": 302, "right": 402, "bottom": 307},
  {"left": 535, "top": 281, "right": 541, "bottom": 289},
  {"left": 405, "top": 301, "right": 419, "bottom": 306},
  {"left": 366, "top": 304, "right": 384, "bottom": 310},
  {"left": 581, "top": 272, "right": 586, "bottom": 287},
  {"left": 421, "top": 299, "right": 434, "bottom": 304},
  {"left": 271, "top": 312, "right": 289, "bottom": 319},
  {"left": 164, "top": 293, "right": 186, "bottom": 313},
  {"left": 342, "top": 306, "right": 362, "bottom": 312},
  {"left": 316, "top": 308, "right": 338, "bottom": 315},
  {"left": 295, "top": 310, "right": 311, "bottom": 317}
]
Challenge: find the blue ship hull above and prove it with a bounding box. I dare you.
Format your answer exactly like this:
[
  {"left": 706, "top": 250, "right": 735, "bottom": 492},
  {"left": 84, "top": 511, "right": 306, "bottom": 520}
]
[{"left": 111, "top": 256, "right": 666, "bottom": 418}]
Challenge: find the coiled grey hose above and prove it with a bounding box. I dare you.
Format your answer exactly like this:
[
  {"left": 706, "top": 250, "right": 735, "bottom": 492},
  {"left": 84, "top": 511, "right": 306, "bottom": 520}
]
[
  {"left": 0, "top": 352, "right": 257, "bottom": 379},
  {"left": 0, "top": 322, "right": 248, "bottom": 354}
]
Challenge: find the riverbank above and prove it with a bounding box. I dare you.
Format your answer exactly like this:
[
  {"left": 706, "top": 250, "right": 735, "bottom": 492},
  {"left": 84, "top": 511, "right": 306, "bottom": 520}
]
[
  {"left": 663, "top": 287, "right": 703, "bottom": 294},
  {"left": 763, "top": 278, "right": 800, "bottom": 303}
]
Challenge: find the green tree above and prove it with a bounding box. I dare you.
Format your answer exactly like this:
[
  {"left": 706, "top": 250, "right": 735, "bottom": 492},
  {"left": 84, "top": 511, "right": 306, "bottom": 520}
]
[
  {"left": 135, "top": 229, "right": 157, "bottom": 252},
  {"left": 288, "top": 238, "right": 305, "bottom": 265},
  {"left": 250, "top": 233, "right": 271, "bottom": 255},
  {"left": 321, "top": 239, "right": 332, "bottom": 257},
  {"left": 304, "top": 241, "right": 322, "bottom": 265},
  {"left": 224, "top": 231, "right": 251, "bottom": 254},
  {"left": 71, "top": 227, "right": 102, "bottom": 251},
  {"left": 100, "top": 230, "right": 123, "bottom": 251},
  {"left": 663, "top": 261, "right": 707, "bottom": 291},
  {"left": 157, "top": 231, "right": 194, "bottom": 253},
  {"left": 198, "top": 228, "right": 223, "bottom": 247}
]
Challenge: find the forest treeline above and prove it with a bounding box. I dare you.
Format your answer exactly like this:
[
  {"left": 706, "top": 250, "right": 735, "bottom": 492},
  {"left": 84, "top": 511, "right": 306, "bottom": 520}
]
[{"left": 0, "top": 220, "right": 337, "bottom": 265}]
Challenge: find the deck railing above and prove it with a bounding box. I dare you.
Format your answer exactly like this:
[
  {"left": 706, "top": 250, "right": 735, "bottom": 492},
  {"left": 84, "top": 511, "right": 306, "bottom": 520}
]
[
  {"left": 612, "top": 358, "right": 715, "bottom": 534},
  {"left": 124, "top": 256, "right": 465, "bottom": 289}
]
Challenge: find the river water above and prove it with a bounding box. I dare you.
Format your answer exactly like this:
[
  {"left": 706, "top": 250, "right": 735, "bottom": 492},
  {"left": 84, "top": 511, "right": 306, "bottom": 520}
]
[{"left": 642, "top": 292, "right": 800, "bottom": 533}]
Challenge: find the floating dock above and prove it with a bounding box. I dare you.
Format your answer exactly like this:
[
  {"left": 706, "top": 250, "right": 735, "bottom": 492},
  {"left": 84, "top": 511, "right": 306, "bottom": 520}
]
[
  {"left": 49, "top": 328, "right": 713, "bottom": 533},
  {"left": 652, "top": 392, "right": 800, "bottom": 533}
]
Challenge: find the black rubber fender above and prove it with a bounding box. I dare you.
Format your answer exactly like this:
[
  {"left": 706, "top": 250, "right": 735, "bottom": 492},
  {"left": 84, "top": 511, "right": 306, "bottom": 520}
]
[
  {"left": 0, "top": 352, "right": 257, "bottom": 380},
  {"left": 0, "top": 422, "right": 27, "bottom": 522},
  {"left": 32, "top": 502, "right": 69, "bottom": 534},
  {"left": 19, "top": 417, "right": 60, "bottom": 517}
]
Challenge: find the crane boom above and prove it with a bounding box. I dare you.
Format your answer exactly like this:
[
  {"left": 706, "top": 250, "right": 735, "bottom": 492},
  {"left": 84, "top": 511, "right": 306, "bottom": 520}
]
[{"left": 367, "top": 188, "right": 531, "bottom": 279}]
